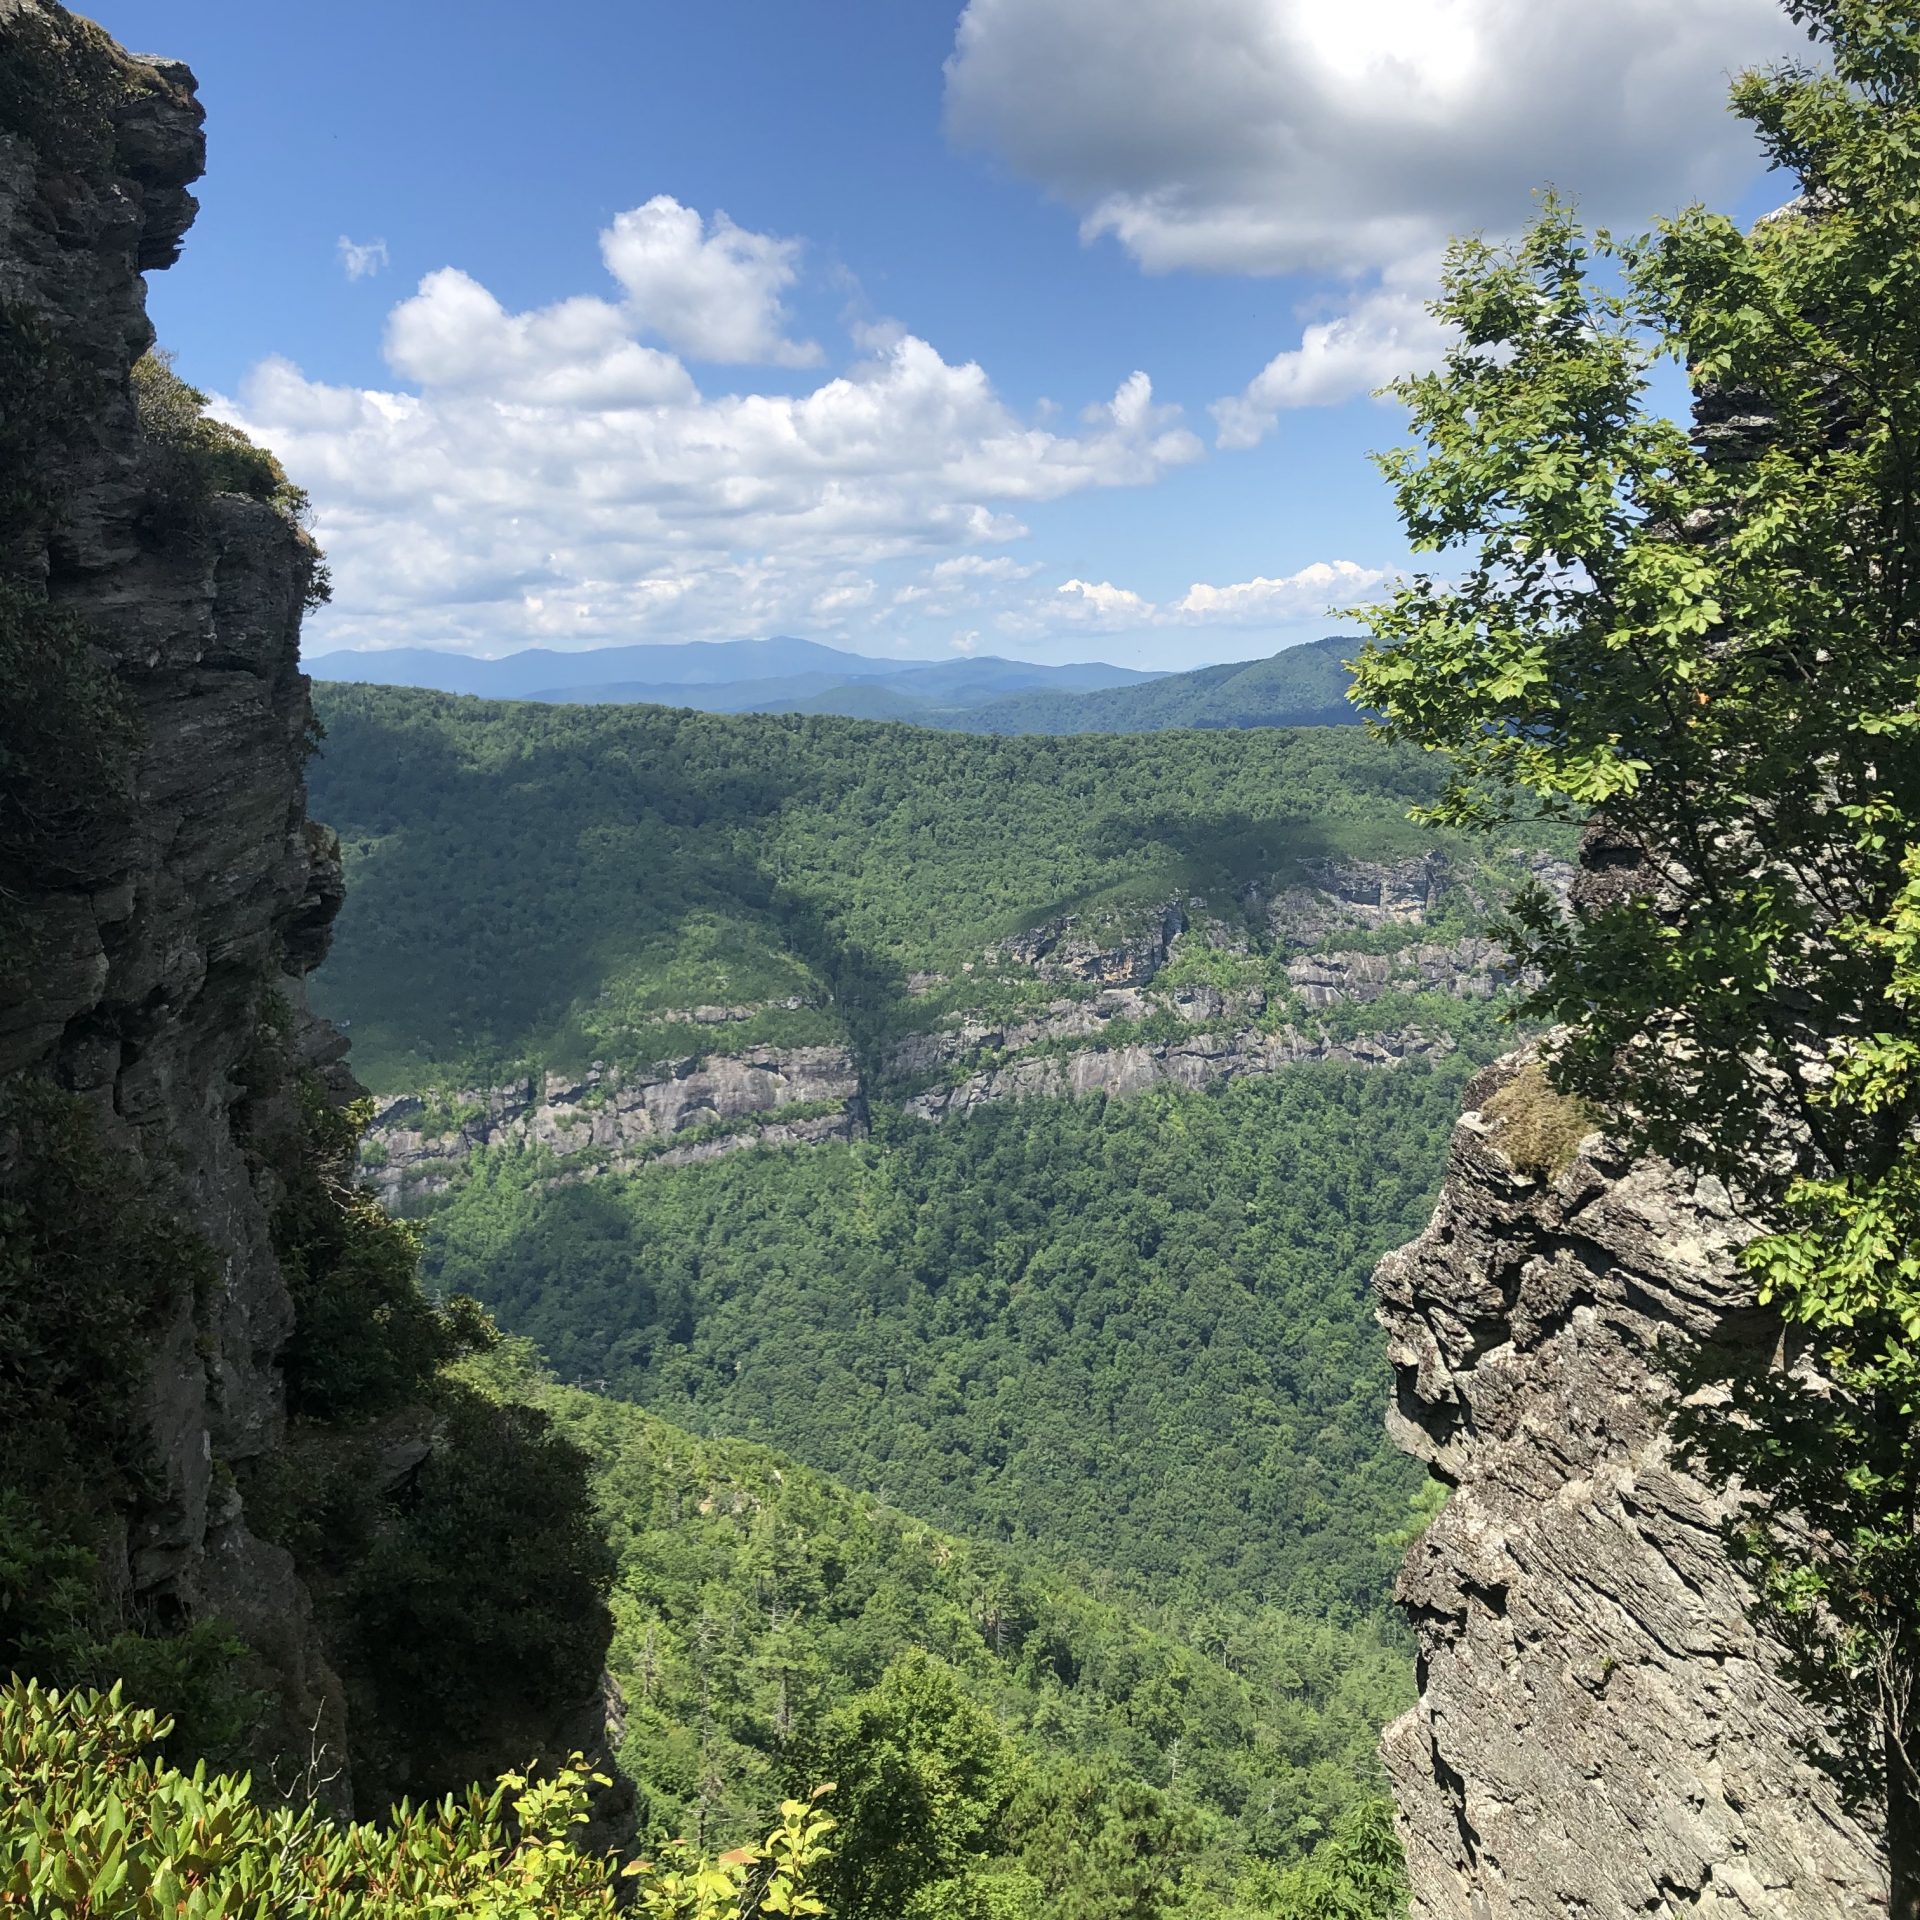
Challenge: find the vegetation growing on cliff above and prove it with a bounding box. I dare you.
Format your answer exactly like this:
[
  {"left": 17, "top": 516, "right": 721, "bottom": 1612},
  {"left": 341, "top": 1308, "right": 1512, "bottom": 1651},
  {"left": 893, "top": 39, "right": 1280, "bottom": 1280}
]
[
  {"left": 1351, "top": 0, "right": 1920, "bottom": 1892},
  {"left": 226, "top": 1038, "right": 617, "bottom": 1810},
  {"left": 0, "top": 1082, "right": 266, "bottom": 1763},
  {"left": 131, "top": 351, "right": 332, "bottom": 611}
]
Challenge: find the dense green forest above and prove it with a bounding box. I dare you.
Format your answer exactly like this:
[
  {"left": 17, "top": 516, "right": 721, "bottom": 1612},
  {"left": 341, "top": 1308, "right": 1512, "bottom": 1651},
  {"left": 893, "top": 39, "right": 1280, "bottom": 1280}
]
[
  {"left": 298, "top": 685, "right": 1516, "bottom": 1915},
  {"left": 307, "top": 684, "right": 1516, "bottom": 1092},
  {"left": 915, "top": 637, "right": 1360, "bottom": 735},
  {"left": 422, "top": 1068, "right": 1454, "bottom": 1616},
  {"left": 475, "top": 1344, "right": 1412, "bottom": 1916}
]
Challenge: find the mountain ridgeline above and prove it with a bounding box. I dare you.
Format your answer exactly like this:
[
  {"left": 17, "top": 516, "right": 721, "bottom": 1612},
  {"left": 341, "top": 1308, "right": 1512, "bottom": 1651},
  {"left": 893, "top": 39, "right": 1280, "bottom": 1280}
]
[{"left": 306, "top": 632, "right": 1364, "bottom": 733}]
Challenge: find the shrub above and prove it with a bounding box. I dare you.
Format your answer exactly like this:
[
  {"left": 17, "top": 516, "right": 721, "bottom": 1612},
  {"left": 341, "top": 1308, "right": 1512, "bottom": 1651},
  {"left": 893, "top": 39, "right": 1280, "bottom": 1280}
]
[
  {"left": 0, "top": 1677, "right": 836, "bottom": 1918},
  {"left": 1481, "top": 1065, "right": 1596, "bottom": 1182},
  {"left": 273, "top": 1080, "right": 468, "bottom": 1422},
  {"left": 342, "top": 1386, "right": 617, "bottom": 1803},
  {"left": 130, "top": 352, "right": 331, "bottom": 609}
]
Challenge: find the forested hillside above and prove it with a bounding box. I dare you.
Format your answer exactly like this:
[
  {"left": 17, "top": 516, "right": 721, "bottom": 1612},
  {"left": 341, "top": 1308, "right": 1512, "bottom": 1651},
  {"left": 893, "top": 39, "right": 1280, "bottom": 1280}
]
[
  {"left": 307, "top": 684, "right": 1541, "bottom": 1094},
  {"left": 306, "top": 635, "right": 1361, "bottom": 734},
  {"left": 290, "top": 682, "right": 1574, "bottom": 1915},
  {"left": 424, "top": 1068, "right": 1455, "bottom": 1615},
  {"left": 922, "top": 636, "right": 1359, "bottom": 734},
  {"left": 468, "top": 1343, "right": 1414, "bottom": 1916}
]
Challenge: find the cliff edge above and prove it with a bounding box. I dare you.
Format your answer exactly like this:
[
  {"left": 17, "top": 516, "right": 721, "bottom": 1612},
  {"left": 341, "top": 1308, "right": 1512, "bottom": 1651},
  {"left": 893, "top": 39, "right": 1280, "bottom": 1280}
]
[{"left": 1375, "top": 1053, "right": 1888, "bottom": 1915}]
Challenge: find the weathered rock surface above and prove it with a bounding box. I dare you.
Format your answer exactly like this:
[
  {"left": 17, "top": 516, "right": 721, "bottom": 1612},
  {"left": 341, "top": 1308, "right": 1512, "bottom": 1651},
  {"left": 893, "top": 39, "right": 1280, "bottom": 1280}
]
[
  {"left": 363, "top": 853, "right": 1522, "bottom": 1202},
  {"left": 0, "top": 3, "right": 620, "bottom": 1819},
  {"left": 365, "top": 1046, "right": 860, "bottom": 1204},
  {"left": 998, "top": 899, "right": 1190, "bottom": 984},
  {"left": 902, "top": 1017, "right": 1459, "bottom": 1122},
  {"left": 1376, "top": 1053, "right": 1888, "bottom": 1917},
  {"left": 0, "top": 3, "right": 354, "bottom": 1776}
]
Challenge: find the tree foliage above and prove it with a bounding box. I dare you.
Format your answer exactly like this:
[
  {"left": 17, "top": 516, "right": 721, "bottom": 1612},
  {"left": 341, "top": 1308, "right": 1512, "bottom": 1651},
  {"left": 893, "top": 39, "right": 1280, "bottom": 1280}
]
[
  {"left": 470, "top": 1347, "right": 1409, "bottom": 1919},
  {"left": 422, "top": 1070, "right": 1457, "bottom": 1617},
  {"left": 304, "top": 684, "right": 1528, "bottom": 1091},
  {"left": 1350, "top": 0, "right": 1920, "bottom": 1881}
]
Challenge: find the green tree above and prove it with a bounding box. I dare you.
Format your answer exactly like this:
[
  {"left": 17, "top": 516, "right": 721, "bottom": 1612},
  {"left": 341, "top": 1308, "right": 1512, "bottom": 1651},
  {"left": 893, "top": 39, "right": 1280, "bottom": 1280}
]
[
  {"left": 812, "top": 1652, "right": 1020, "bottom": 1920},
  {"left": 1350, "top": 1, "right": 1920, "bottom": 1900},
  {"left": 0, "top": 1677, "right": 834, "bottom": 1920}
]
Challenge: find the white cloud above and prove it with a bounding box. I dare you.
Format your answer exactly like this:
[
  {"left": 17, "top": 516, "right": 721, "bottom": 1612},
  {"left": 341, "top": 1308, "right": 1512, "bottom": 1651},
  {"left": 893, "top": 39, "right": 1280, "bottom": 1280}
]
[
  {"left": 384, "top": 269, "right": 695, "bottom": 408},
  {"left": 337, "top": 236, "right": 388, "bottom": 281},
  {"left": 1174, "top": 559, "right": 1385, "bottom": 618},
  {"left": 811, "top": 576, "right": 879, "bottom": 620},
  {"left": 601, "top": 196, "right": 820, "bottom": 366},
  {"left": 1211, "top": 269, "right": 1452, "bottom": 448},
  {"left": 1047, "top": 559, "right": 1387, "bottom": 632},
  {"left": 222, "top": 212, "right": 1204, "bottom": 654},
  {"left": 1058, "top": 577, "right": 1154, "bottom": 622},
  {"left": 945, "top": 0, "right": 1801, "bottom": 278},
  {"left": 930, "top": 554, "right": 1043, "bottom": 583}
]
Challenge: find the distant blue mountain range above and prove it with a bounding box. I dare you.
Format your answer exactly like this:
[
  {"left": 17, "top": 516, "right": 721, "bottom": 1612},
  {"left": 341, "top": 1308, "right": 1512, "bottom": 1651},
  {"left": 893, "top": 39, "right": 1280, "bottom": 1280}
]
[{"left": 304, "top": 634, "right": 1362, "bottom": 733}]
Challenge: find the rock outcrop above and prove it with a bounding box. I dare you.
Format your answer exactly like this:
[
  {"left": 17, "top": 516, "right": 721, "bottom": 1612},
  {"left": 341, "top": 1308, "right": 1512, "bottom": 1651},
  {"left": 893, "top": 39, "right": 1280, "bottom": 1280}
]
[
  {"left": 365, "top": 1046, "right": 860, "bottom": 1205},
  {"left": 0, "top": 1, "right": 353, "bottom": 1771},
  {"left": 900, "top": 1010, "right": 1459, "bottom": 1122},
  {"left": 1375, "top": 1054, "right": 1888, "bottom": 1916},
  {"left": 361, "top": 853, "right": 1531, "bottom": 1204}
]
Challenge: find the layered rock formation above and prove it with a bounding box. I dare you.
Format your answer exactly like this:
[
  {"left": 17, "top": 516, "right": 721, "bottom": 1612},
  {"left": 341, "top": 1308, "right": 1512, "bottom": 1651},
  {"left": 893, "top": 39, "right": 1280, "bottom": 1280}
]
[
  {"left": 0, "top": 1, "right": 354, "bottom": 1767},
  {"left": 365, "top": 1045, "right": 861, "bottom": 1206},
  {"left": 899, "top": 1005, "right": 1459, "bottom": 1122},
  {"left": 1376, "top": 1055, "right": 1888, "bottom": 1916},
  {"left": 0, "top": 1, "right": 617, "bottom": 1822}
]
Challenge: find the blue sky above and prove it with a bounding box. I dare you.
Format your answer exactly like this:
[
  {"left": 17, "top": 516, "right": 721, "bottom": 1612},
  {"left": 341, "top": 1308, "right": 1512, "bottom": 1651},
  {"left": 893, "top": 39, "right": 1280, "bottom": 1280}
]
[{"left": 91, "top": 0, "right": 1805, "bottom": 668}]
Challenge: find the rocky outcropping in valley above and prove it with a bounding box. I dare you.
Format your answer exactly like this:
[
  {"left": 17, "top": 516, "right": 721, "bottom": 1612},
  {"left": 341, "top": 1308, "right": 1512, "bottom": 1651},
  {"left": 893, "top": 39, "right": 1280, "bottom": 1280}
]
[
  {"left": 362, "top": 850, "right": 1540, "bottom": 1204},
  {"left": 1375, "top": 1054, "right": 1888, "bottom": 1916},
  {"left": 365, "top": 1045, "right": 860, "bottom": 1205},
  {"left": 899, "top": 1002, "right": 1460, "bottom": 1122}
]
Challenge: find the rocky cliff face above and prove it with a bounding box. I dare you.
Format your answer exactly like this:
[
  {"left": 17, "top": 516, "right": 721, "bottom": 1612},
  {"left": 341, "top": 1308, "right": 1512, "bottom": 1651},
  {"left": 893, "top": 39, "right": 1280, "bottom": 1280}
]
[
  {"left": 365, "top": 1046, "right": 862, "bottom": 1206},
  {"left": 0, "top": 1, "right": 616, "bottom": 1821},
  {"left": 365, "top": 850, "right": 1553, "bottom": 1206},
  {"left": 0, "top": 1, "right": 355, "bottom": 1770},
  {"left": 1375, "top": 1054, "right": 1888, "bottom": 1916}
]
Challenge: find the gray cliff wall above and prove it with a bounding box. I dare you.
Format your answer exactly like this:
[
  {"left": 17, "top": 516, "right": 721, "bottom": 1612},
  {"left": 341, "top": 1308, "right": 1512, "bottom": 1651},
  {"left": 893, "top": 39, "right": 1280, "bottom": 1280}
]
[
  {"left": 0, "top": 2, "right": 621, "bottom": 1823},
  {"left": 1376, "top": 1054, "right": 1888, "bottom": 1916},
  {"left": 0, "top": 2, "right": 354, "bottom": 1768}
]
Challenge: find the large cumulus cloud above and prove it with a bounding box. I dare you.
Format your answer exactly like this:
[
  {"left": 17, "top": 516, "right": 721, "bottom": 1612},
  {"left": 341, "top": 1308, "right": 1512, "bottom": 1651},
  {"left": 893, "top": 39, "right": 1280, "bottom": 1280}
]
[
  {"left": 228, "top": 203, "right": 1211, "bottom": 654},
  {"left": 946, "top": 0, "right": 1802, "bottom": 277}
]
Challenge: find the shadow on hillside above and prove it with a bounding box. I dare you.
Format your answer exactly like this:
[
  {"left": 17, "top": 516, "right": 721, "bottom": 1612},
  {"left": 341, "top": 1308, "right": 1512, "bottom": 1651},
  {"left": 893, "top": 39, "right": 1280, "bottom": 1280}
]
[
  {"left": 305, "top": 691, "right": 912, "bottom": 1087},
  {"left": 1082, "top": 807, "right": 1354, "bottom": 910}
]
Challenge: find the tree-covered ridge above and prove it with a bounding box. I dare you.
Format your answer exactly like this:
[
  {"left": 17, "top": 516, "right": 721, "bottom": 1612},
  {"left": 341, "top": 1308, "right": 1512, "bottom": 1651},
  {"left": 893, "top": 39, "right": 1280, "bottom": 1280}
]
[
  {"left": 421, "top": 1066, "right": 1456, "bottom": 1619},
  {"left": 464, "top": 1340, "right": 1412, "bottom": 1920},
  {"left": 912, "top": 636, "right": 1362, "bottom": 735},
  {"left": 307, "top": 684, "right": 1544, "bottom": 1093}
]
